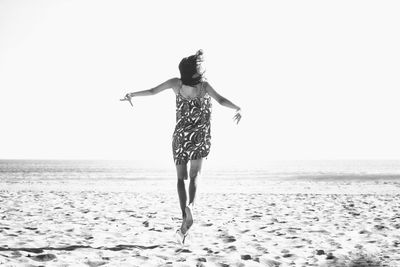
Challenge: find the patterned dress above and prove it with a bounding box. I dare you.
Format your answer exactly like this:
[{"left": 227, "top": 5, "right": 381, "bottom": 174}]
[{"left": 172, "top": 82, "right": 212, "bottom": 165}]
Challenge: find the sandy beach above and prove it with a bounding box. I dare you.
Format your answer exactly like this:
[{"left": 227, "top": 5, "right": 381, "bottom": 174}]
[{"left": 0, "top": 177, "right": 399, "bottom": 267}]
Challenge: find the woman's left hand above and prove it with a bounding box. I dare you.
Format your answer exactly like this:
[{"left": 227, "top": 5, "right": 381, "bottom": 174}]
[{"left": 233, "top": 108, "right": 242, "bottom": 124}]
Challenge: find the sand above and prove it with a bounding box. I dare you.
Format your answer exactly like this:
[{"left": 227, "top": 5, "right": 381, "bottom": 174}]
[{"left": 0, "top": 178, "right": 400, "bottom": 266}]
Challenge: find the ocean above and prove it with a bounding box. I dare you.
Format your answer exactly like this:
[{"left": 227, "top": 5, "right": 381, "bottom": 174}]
[{"left": 1, "top": 159, "right": 400, "bottom": 182}]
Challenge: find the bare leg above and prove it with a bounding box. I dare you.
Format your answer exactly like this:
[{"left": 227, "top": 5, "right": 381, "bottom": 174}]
[
  {"left": 185, "top": 158, "right": 203, "bottom": 231},
  {"left": 189, "top": 158, "right": 203, "bottom": 206},
  {"left": 176, "top": 163, "right": 188, "bottom": 221}
]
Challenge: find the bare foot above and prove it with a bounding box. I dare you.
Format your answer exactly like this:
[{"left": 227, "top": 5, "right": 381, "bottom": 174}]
[
  {"left": 180, "top": 216, "right": 188, "bottom": 235},
  {"left": 176, "top": 229, "right": 187, "bottom": 245},
  {"left": 185, "top": 205, "right": 194, "bottom": 231}
]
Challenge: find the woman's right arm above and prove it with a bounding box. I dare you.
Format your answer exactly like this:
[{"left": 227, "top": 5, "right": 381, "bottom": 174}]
[
  {"left": 121, "top": 78, "right": 180, "bottom": 106},
  {"left": 125, "top": 78, "right": 180, "bottom": 98}
]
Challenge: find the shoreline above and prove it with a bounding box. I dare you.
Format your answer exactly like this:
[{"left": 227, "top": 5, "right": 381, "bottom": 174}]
[{"left": 1, "top": 177, "right": 399, "bottom": 194}]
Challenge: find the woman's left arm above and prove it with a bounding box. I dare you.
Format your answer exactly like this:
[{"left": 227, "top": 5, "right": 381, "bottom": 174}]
[{"left": 205, "top": 82, "right": 242, "bottom": 124}]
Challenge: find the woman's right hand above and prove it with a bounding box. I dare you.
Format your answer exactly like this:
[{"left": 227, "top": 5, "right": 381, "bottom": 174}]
[{"left": 120, "top": 93, "right": 133, "bottom": 107}]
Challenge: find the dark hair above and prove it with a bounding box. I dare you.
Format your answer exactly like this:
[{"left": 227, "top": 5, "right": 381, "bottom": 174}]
[{"left": 179, "top": 50, "right": 205, "bottom": 86}]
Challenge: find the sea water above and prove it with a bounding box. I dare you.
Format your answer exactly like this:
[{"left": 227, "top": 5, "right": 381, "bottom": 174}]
[{"left": 1, "top": 159, "right": 399, "bottom": 182}]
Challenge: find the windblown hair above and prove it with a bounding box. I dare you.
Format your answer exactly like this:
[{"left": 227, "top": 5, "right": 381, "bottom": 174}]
[{"left": 179, "top": 50, "right": 205, "bottom": 86}]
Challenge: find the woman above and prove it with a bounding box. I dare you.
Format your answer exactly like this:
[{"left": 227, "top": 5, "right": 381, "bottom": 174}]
[{"left": 121, "top": 50, "right": 241, "bottom": 243}]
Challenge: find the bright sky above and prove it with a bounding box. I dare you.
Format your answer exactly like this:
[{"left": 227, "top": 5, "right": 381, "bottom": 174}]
[{"left": 1, "top": 0, "right": 400, "bottom": 164}]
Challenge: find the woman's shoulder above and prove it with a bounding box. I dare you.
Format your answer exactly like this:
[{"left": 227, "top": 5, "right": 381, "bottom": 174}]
[
  {"left": 201, "top": 81, "right": 210, "bottom": 92},
  {"left": 168, "top": 77, "right": 182, "bottom": 94},
  {"left": 168, "top": 77, "right": 182, "bottom": 86}
]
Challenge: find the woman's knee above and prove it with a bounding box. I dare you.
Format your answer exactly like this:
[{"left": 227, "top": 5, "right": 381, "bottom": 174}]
[
  {"left": 177, "top": 177, "right": 186, "bottom": 184},
  {"left": 176, "top": 164, "right": 188, "bottom": 180},
  {"left": 189, "top": 170, "right": 200, "bottom": 180},
  {"left": 189, "top": 159, "right": 203, "bottom": 180},
  {"left": 178, "top": 174, "right": 188, "bottom": 181}
]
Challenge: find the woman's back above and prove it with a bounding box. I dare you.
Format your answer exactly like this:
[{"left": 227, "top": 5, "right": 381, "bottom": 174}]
[
  {"left": 173, "top": 80, "right": 212, "bottom": 165},
  {"left": 175, "top": 80, "right": 207, "bottom": 100}
]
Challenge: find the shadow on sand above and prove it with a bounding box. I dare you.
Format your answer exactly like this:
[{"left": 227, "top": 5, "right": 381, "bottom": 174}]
[{"left": 0, "top": 244, "right": 161, "bottom": 254}]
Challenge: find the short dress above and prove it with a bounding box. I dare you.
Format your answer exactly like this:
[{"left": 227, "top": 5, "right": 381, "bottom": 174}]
[{"left": 172, "top": 82, "right": 212, "bottom": 165}]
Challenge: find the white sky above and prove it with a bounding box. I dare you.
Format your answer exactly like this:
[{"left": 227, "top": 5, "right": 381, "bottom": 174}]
[{"left": 1, "top": 0, "right": 400, "bottom": 163}]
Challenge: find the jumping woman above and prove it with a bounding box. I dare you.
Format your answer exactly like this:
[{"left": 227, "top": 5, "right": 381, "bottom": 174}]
[{"left": 121, "top": 50, "right": 241, "bottom": 243}]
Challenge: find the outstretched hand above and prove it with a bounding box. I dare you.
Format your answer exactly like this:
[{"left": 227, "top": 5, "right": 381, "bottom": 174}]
[
  {"left": 233, "top": 109, "right": 242, "bottom": 124},
  {"left": 120, "top": 93, "right": 133, "bottom": 107}
]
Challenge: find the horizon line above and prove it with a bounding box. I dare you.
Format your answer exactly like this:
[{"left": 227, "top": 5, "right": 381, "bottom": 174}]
[{"left": 1, "top": 158, "right": 400, "bottom": 162}]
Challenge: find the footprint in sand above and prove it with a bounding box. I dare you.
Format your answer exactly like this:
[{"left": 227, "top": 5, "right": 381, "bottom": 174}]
[
  {"left": 241, "top": 254, "right": 252, "bottom": 260},
  {"left": 10, "top": 251, "right": 22, "bottom": 258},
  {"left": 259, "top": 257, "right": 282, "bottom": 266},
  {"left": 28, "top": 253, "right": 56, "bottom": 262},
  {"left": 226, "top": 245, "right": 237, "bottom": 251},
  {"left": 203, "top": 247, "right": 213, "bottom": 254},
  {"left": 85, "top": 260, "right": 108, "bottom": 267},
  {"left": 219, "top": 234, "right": 236, "bottom": 243}
]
